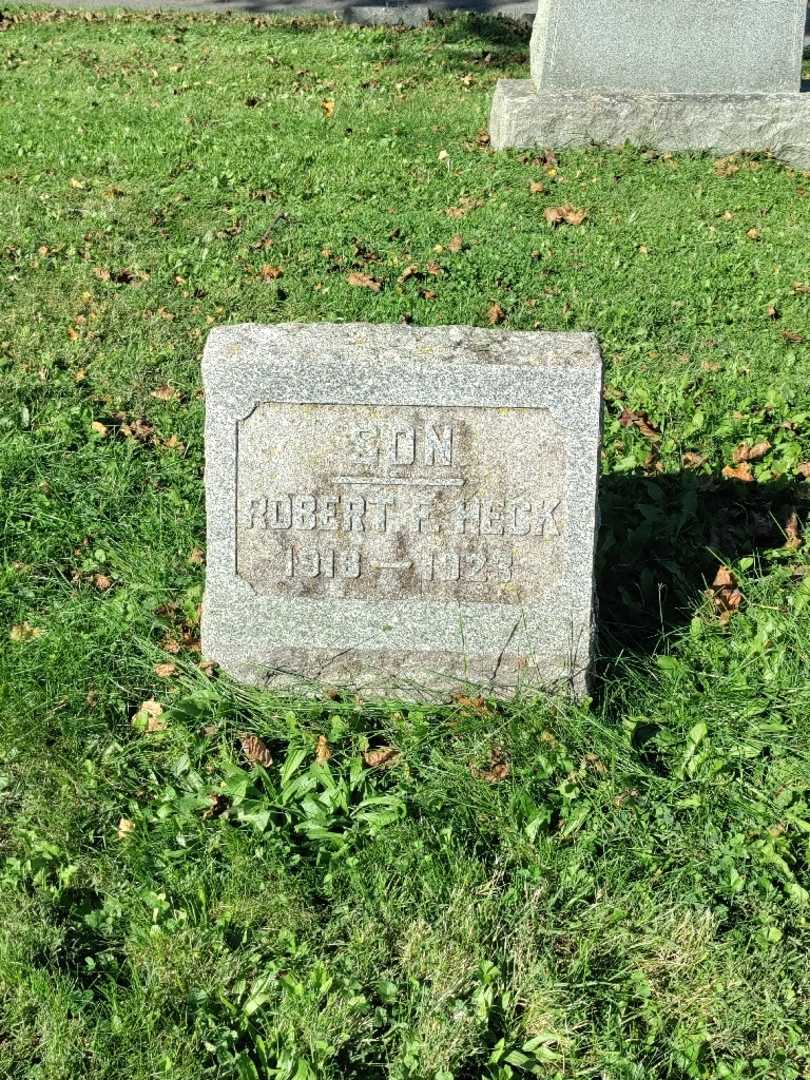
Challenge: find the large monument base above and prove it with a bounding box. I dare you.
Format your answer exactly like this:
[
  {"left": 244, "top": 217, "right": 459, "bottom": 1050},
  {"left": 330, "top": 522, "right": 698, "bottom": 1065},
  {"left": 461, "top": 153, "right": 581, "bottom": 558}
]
[{"left": 489, "top": 81, "right": 810, "bottom": 169}]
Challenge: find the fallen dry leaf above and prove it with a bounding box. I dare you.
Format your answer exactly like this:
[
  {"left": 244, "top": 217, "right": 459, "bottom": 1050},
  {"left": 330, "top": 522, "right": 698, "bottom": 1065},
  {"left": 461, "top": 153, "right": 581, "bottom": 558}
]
[
  {"left": 454, "top": 694, "right": 491, "bottom": 716},
  {"left": 792, "top": 281, "right": 810, "bottom": 295},
  {"left": 93, "top": 574, "right": 112, "bottom": 591},
  {"left": 90, "top": 420, "right": 108, "bottom": 437},
  {"left": 117, "top": 818, "right": 135, "bottom": 840},
  {"left": 733, "top": 441, "right": 771, "bottom": 464},
  {"left": 320, "top": 98, "right": 335, "bottom": 118},
  {"left": 707, "top": 565, "right": 744, "bottom": 623},
  {"left": 448, "top": 234, "right": 464, "bottom": 254},
  {"left": 9, "top": 622, "right": 44, "bottom": 642},
  {"left": 487, "top": 302, "right": 506, "bottom": 326},
  {"left": 154, "top": 662, "right": 176, "bottom": 678},
  {"left": 260, "top": 264, "right": 283, "bottom": 281},
  {"left": 682, "top": 451, "right": 707, "bottom": 469},
  {"left": 240, "top": 733, "right": 273, "bottom": 768},
  {"left": 202, "top": 793, "right": 230, "bottom": 819},
  {"left": 398, "top": 263, "right": 419, "bottom": 284},
  {"left": 134, "top": 698, "right": 166, "bottom": 733},
  {"left": 529, "top": 180, "right": 545, "bottom": 194},
  {"left": 364, "top": 746, "right": 400, "bottom": 769},
  {"left": 471, "top": 747, "right": 511, "bottom": 783},
  {"left": 347, "top": 271, "right": 381, "bottom": 292},
  {"left": 722, "top": 462, "right": 754, "bottom": 482},
  {"left": 798, "top": 462, "right": 810, "bottom": 478},
  {"left": 69, "top": 177, "right": 86, "bottom": 190},
  {"left": 315, "top": 734, "right": 332, "bottom": 765},
  {"left": 784, "top": 510, "right": 803, "bottom": 551},
  {"left": 189, "top": 547, "right": 205, "bottom": 565},
  {"left": 446, "top": 195, "right": 483, "bottom": 219},
  {"left": 781, "top": 329, "right": 804, "bottom": 344},
  {"left": 746, "top": 228, "right": 761, "bottom": 241},
  {"left": 544, "top": 204, "right": 587, "bottom": 226},
  {"left": 150, "top": 385, "right": 179, "bottom": 402},
  {"left": 618, "top": 408, "right": 661, "bottom": 442},
  {"left": 714, "top": 156, "right": 741, "bottom": 177}
]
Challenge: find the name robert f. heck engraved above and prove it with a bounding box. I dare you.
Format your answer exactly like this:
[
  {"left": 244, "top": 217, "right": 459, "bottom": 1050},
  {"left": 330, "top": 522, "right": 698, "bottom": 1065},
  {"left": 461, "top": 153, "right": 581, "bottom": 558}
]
[{"left": 246, "top": 492, "right": 562, "bottom": 538}]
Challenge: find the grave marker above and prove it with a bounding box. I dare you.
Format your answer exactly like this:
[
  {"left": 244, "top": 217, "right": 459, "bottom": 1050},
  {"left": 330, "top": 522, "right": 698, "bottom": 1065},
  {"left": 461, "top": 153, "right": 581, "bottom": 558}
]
[
  {"left": 202, "top": 323, "right": 602, "bottom": 699},
  {"left": 491, "top": 0, "right": 810, "bottom": 167}
]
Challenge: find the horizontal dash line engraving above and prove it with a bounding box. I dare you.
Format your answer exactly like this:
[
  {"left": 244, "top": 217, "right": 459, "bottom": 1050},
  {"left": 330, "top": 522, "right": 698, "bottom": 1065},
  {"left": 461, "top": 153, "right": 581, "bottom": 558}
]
[{"left": 335, "top": 476, "right": 464, "bottom": 487}]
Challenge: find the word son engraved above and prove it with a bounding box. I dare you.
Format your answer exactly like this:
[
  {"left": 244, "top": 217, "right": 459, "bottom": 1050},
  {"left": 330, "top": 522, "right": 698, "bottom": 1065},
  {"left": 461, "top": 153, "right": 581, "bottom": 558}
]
[{"left": 236, "top": 404, "right": 567, "bottom": 604}]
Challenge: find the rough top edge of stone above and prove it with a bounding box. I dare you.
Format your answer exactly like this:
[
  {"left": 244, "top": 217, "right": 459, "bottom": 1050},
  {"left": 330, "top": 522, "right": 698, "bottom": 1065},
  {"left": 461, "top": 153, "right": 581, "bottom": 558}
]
[{"left": 202, "top": 321, "right": 602, "bottom": 378}]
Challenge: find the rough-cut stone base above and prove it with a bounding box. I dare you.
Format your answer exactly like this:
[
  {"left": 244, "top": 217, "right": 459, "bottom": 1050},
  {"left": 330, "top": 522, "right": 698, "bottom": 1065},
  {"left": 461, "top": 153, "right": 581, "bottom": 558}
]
[{"left": 489, "top": 80, "right": 810, "bottom": 168}]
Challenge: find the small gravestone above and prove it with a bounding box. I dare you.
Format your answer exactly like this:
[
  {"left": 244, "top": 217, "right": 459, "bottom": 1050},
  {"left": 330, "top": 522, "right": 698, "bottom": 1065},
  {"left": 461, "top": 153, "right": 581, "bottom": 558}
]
[
  {"left": 201, "top": 323, "right": 602, "bottom": 699},
  {"left": 491, "top": 0, "right": 810, "bottom": 167}
]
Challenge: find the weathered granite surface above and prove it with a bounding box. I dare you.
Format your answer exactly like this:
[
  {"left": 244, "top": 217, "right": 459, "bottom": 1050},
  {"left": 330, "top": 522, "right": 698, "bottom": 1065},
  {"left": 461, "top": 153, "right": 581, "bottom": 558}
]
[
  {"left": 202, "top": 323, "right": 603, "bottom": 700},
  {"left": 489, "top": 81, "right": 810, "bottom": 168},
  {"left": 531, "top": 0, "right": 806, "bottom": 96}
]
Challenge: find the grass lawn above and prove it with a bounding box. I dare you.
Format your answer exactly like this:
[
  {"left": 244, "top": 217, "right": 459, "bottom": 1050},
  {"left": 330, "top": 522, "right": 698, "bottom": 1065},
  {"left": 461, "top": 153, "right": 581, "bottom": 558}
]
[{"left": 2, "top": 7, "right": 810, "bottom": 1078}]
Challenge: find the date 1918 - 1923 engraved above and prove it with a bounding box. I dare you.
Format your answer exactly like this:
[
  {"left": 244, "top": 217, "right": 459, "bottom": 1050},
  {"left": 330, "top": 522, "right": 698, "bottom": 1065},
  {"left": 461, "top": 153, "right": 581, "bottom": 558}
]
[{"left": 284, "top": 546, "right": 512, "bottom": 583}]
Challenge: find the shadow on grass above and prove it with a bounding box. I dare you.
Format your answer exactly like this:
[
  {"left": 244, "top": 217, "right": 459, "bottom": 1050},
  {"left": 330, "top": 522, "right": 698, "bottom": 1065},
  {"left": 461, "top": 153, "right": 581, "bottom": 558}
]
[{"left": 595, "top": 470, "right": 809, "bottom": 659}]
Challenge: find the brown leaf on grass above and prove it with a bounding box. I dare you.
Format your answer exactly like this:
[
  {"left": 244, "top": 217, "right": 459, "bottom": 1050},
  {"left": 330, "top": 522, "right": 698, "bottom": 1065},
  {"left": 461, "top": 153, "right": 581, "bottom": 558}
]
[
  {"left": 119, "top": 416, "right": 154, "bottom": 443},
  {"left": 454, "top": 694, "right": 491, "bottom": 716},
  {"left": 420, "top": 288, "right": 437, "bottom": 301},
  {"left": 154, "top": 662, "right": 176, "bottom": 678},
  {"left": 767, "top": 305, "right": 780, "bottom": 320},
  {"left": 94, "top": 266, "right": 111, "bottom": 282},
  {"left": 529, "top": 180, "right": 545, "bottom": 194},
  {"left": 364, "top": 746, "right": 400, "bottom": 769},
  {"left": 475, "top": 128, "right": 490, "bottom": 148},
  {"left": 134, "top": 698, "right": 166, "bottom": 732},
  {"left": 732, "top": 441, "right": 771, "bottom": 464},
  {"left": 347, "top": 271, "right": 381, "bottom": 292},
  {"left": 90, "top": 420, "right": 108, "bottom": 437},
  {"left": 239, "top": 733, "right": 273, "bottom": 768},
  {"left": 111, "top": 268, "right": 149, "bottom": 285},
  {"left": 315, "top": 734, "right": 332, "bottom": 765},
  {"left": 792, "top": 281, "right": 810, "bottom": 295},
  {"left": 398, "top": 263, "right": 419, "bottom": 284},
  {"left": 681, "top": 451, "right": 707, "bottom": 469},
  {"left": 471, "top": 747, "right": 510, "bottom": 783},
  {"left": 202, "top": 792, "right": 230, "bottom": 819},
  {"left": 544, "top": 204, "right": 587, "bottom": 226},
  {"left": 9, "top": 622, "right": 44, "bottom": 642},
  {"left": 781, "top": 329, "right": 804, "bottom": 344},
  {"left": 722, "top": 462, "right": 754, "bottom": 482},
  {"left": 150, "top": 384, "right": 179, "bottom": 402},
  {"left": 714, "top": 156, "right": 741, "bottom": 177},
  {"left": 93, "top": 574, "right": 112, "bottom": 591},
  {"left": 618, "top": 409, "right": 661, "bottom": 442},
  {"left": 707, "top": 565, "right": 744, "bottom": 623},
  {"left": 784, "top": 510, "right": 803, "bottom": 551},
  {"left": 798, "top": 462, "right": 810, "bottom": 478},
  {"left": 446, "top": 195, "right": 483, "bottom": 219},
  {"left": 117, "top": 818, "right": 135, "bottom": 840},
  {"left": 70, "top": 177, "right": 86, "bottom": 190},
  {"left": 260, "top": 264, "right": 283, "bottom": 281},
  {"left": 487, "top": 302, "right": 506, "bottom": 326},
  {"left": 746, "top": 228, "right": 761, "bottom": 241},
  {"left": 189, "top": 547, "right": 205, "bottom": 565},
  {"left": 448, "top": 234, "right": 464, "bottom": 254},
  {"left": 320, "top": 97, "right": 335, "bottom": 118}
]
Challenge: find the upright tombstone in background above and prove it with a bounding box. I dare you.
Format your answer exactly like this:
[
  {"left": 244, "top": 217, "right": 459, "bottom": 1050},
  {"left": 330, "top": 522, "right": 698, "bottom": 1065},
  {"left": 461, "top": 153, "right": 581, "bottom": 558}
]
[
  {"left": 201, "top": 323, "right": 602, "bottom": 700},
  {"left": 490, "top": 0, "right": 810, "bottom": 167}
]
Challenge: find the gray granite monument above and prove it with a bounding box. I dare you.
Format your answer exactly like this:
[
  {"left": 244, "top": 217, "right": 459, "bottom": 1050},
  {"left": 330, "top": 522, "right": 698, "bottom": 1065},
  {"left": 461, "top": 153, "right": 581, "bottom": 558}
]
[
  {"left": 491, "top": 0, "right": 810, "bottom": 167},
  {"left": 202, "top": 323, "right": 602, "bottom": 699}
]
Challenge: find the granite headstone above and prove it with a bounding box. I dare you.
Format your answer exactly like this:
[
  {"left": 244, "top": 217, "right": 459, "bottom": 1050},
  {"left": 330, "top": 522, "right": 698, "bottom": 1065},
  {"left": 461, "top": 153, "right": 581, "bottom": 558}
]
[
  {"left": 202, "top": 323, "right": 602, "bottom": 699},
  {"left": 491, "top": 0, "right": 810, "bottom": 167}
]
